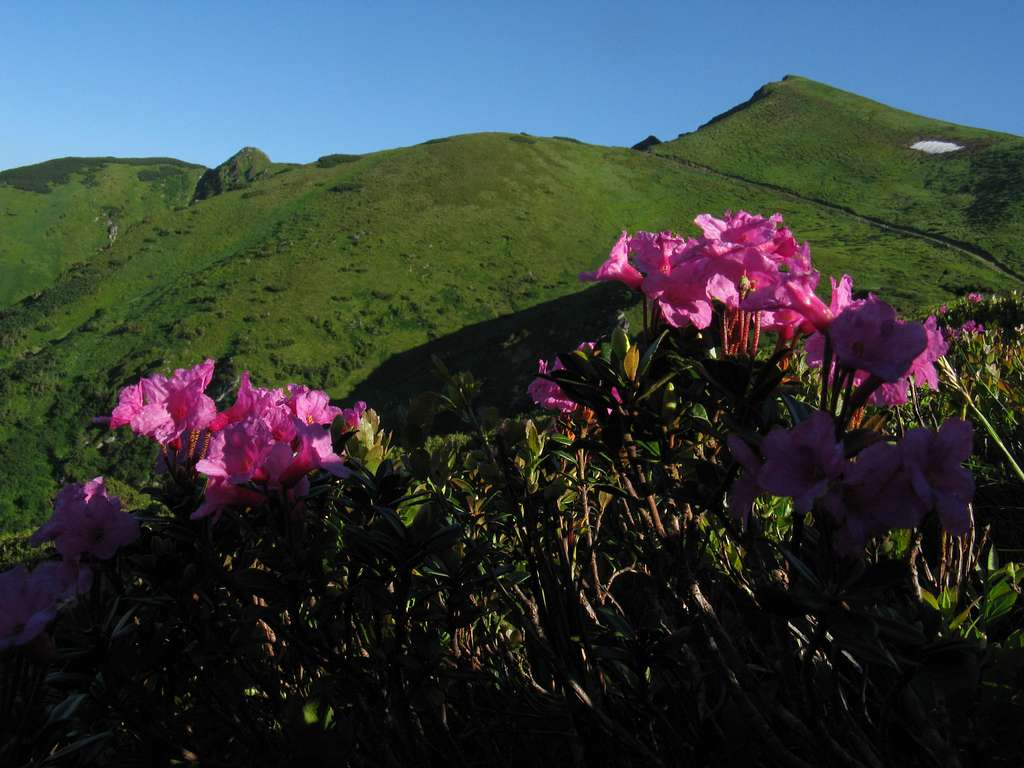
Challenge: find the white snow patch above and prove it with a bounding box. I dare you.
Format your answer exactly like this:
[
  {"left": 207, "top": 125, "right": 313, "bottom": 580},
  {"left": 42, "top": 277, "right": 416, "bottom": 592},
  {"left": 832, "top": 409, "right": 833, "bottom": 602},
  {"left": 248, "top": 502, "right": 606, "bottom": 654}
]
[{"left": 910, "top": 140, "right": 963, "bottom": 154}]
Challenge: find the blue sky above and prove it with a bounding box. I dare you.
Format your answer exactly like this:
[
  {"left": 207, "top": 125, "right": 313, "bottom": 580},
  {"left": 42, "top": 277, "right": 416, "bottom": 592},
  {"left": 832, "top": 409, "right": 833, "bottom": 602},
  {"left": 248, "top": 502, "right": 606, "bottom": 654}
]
[{"left": 2, "top": 0, "right": 1020, "bottom": 170}]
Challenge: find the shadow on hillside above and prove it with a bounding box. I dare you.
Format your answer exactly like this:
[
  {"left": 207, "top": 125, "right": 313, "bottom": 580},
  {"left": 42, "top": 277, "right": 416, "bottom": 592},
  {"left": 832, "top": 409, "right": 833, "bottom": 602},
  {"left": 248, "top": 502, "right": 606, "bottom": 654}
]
[{"left": 349, "top": 282, "right": 638, "bottom": 422}]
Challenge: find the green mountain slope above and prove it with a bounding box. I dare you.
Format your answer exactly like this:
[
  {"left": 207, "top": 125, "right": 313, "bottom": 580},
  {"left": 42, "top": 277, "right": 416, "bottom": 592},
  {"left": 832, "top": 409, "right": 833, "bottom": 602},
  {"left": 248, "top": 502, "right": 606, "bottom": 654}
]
[
  {"left": 0, "top": 158, "right": 205, "bottom": 306},
  {"left": 653, "top": 75, "right": 1024, "bottom": 278},
  {"left": 0, "top": 80, "right": 1021, "bottom": 530}
]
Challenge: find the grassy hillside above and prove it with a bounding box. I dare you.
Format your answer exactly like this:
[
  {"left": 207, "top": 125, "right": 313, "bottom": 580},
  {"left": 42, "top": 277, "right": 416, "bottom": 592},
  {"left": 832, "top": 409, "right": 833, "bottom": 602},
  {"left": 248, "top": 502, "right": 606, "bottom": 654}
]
[
  {"left": 0, "top": 157, "right": 205, "bottom": 306},
  {"left": 653, "top": 75, "right": 1024, "bottom": 277},
  {"left": 0, "top": 82, "right": 1021, "bottom": 530}
]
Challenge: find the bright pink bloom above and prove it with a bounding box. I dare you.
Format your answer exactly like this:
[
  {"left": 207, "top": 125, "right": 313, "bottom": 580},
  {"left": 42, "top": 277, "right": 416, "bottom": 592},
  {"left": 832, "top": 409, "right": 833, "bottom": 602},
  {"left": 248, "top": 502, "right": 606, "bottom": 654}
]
[
  {"left": 528, "top": 357, "right": 577, "bottom": 413},
  {"left": 285, "top": 384, "right": 343, "bottom": 426},
  {"left": 967, "top": 292, "right": 983, "bottom": 303},
  {"left": 580, "top": 231, "right": 643, "bottom": 290},
  {"left": 899, "top": 419, "right": 975, "bottom": 535},
  {"left": 209, "top": 372, "right": 284, "bottom": 431},
  {"left": 196, "top": 418, "right": 275, "bottom": 484},
  {"left": 628, "top": 231, "right": 689, "bottom": 276},
  {"left": 110, "top": 359, "right": 217, "bottom": 446},
  {"left": 757, "top": 411, "right": 845, "bottom": 514},
  {"left": 263, "top": 422, "right": 350, "bottom": 487},
  {"left": 829, "top": 298, "right": 927, "bottom": 382},
  {"left": 339, "top": 401, "right": 368, "bottom": 431},
  {"left": 694, "top": 210, "right": 779, "bottom": 255},
  {"left": 31, "top": 478, "right": 139, "bottom": 560},
  {"left": 743, "top": 273, "right": 831, "bottom": 333},
  {"left": 0, "top": 566, "right": 61, "bottom": 650}
]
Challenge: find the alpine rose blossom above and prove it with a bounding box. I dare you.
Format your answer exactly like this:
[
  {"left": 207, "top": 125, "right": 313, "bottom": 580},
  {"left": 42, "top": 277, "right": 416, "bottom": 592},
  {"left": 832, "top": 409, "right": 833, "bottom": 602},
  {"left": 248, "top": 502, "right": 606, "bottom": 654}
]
[
  {"left": 110, "top": 358, "right": 217, "bottom": 445},
  {"left": 30, "top": 478, "right": 139, "bottom": 560},
  {"left": 757, "top": 411, "right": 844, "bottom": 514},
  {"left": 579, "top": 231, "right": 643, "bottom": 290},
  {"left": 828, "top": 298, "right": 927, "bottom": 382},
  {"left": 899, "top": 419, "right": 975, "bottom": 535}
]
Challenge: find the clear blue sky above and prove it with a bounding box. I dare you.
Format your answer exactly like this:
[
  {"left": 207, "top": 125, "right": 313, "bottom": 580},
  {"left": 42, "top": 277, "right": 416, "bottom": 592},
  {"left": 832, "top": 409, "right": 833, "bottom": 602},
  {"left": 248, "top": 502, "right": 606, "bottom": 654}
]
[{"left": 2, "top": 0, "right": 1021, "bottom": 171}]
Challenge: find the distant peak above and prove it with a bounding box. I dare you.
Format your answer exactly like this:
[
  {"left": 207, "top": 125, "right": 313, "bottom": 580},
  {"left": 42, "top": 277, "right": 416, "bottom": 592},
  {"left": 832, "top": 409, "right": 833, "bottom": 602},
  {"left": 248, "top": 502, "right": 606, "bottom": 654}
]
[
  {"left": 192, "top": 147, "right": 272, "bottom": 202},
  {"left": 631, "top": 135, "right": 662, "bottom": 152}
]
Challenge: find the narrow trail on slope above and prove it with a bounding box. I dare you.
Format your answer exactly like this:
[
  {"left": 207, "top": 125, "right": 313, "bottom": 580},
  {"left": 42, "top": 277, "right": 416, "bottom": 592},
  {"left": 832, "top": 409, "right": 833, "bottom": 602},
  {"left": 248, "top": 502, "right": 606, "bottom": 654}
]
[{"left": 650, "top": 152, "right": 1024, "bottom": 284}]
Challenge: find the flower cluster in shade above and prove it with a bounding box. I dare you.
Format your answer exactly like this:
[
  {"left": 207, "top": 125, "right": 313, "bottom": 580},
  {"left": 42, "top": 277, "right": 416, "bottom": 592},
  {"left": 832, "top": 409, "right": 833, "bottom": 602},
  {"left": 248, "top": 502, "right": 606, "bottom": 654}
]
[
  {"left": 803, "top": 275, "right": 948, "bottom": 406},
  {"left": 2, "top": 478, "right": 137, "bottom": 651},
  {"left": 728, "top": 412, "right": 974, "bottom": 555},
  {"left": 107, "top": 360, "right": 366, "bottom": 520},
  {"left": 528, "top": 343, "right": 622, "bottom": 414},
  {"left": 528, "top": 342, "right": 597, "bottom": 413},
  {"left": 580, "top": 211, "right": 820, "bottom": 338},
  {"left": 946, "top": 319, "right": 986, "bottom": 340}
]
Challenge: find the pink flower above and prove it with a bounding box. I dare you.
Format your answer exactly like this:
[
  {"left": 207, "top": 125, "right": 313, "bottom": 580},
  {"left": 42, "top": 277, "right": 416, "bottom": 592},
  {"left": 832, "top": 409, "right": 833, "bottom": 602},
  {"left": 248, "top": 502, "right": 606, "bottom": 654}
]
[
  {"left": 628, "top": 230, "right": 690, "bottom": 276},
  {"left": 528, "top": 343, "right": 602, "bottom": 413},
  {"left": 0, "top": 566, "right": 61, "bottom": 650},
  {"left": 338, "top": 401, "right": 368, "bottom": 431},
  {"left": 263, "top": 422, "right": 350, "bottom": 487},
  {"left": 828, "top": 298, "right": 927, "bottom": 382},
  {"left": 528, "top": 357, "right": 577, "bottom": 413},
  {"left": 866, "top": 315, "right": 949, "bottom": 406},
  {"left": 948, "top": 320, "right": 985, "bottom": 340},
  {"left": 821, "top": 441, "right": 923, "bottom": 555},
  {"left": 209, "top": 372, "right": 284, "bottom": 431},
  {"left": 899, "top": 419, "right": 975, "bottom": 535},
  {"left": 110, "top": 359, "right": 217, "bottom": 446},
  {"left": 196, "top": 418, "right": 275, "bottom": 485},
  {"left": 743, "top": 274, "right": 831, "bottom": 333},
  {"left": 192, "top": 478, "right": 267, "bottom": 521},
  {"left": 694, "top": 210, "right": 779, "bottom": 255},
  {"left": 757, "top": 411, "right": 845, "bottom": 514},
  {"left": 938, "top": 304, "right": 949, "bottom": 316},
  {"left": 30, "top": 478, "right": 139, "bottom": 560},
  {"left": 580, "top": 231, "right": 643, "bottom": 290},
  {"left": 967, "top": 292, "right": 983, "bottom": 303},
  {"left": 285, "top": 384, "right": 343, "bottom": 426}
]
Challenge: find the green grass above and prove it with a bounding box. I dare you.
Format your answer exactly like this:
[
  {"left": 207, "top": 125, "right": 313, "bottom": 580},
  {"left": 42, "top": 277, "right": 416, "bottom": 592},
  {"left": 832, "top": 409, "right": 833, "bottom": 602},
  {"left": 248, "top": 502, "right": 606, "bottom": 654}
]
[{"left": 0, "top": 78, "right": 1021, "bottom": 531}]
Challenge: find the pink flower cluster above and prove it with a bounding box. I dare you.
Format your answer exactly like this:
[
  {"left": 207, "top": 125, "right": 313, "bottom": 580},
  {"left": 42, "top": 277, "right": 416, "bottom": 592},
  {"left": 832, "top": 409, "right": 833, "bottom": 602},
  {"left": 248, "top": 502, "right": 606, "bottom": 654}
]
[
  {"left": 108, "top": 361, "right": 364, "bottom": 520},
  {"left": 2, "top": 478, "right": 135, "bottom": 651},
  {"left": 967, "top": 292, "right": 984, "bottom": 303},
  {"left": 803, "top": 276, "right": 947, "bottom": 406},
  {"left": 729, "top": 413, "right": 974, "bottom": 555},
  {"left": 581, "top": 211, "right": 818, "bottom": 336},
  {"left": 946, "top": 320, "right": 985, "bottom": 340}
]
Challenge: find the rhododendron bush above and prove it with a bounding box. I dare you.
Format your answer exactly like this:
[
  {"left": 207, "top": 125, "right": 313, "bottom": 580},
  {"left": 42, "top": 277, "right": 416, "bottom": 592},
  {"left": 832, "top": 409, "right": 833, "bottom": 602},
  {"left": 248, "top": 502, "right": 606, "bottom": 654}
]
[{"left": 3, "top": 211, "right": 1022, "bottom": 767}]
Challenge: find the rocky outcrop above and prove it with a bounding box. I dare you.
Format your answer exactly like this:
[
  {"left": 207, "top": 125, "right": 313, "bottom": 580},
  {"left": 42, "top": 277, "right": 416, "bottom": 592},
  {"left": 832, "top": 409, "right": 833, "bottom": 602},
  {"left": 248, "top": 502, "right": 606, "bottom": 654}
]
[{"left": 192, "top": 147, "right": 271, "bottom": 201}]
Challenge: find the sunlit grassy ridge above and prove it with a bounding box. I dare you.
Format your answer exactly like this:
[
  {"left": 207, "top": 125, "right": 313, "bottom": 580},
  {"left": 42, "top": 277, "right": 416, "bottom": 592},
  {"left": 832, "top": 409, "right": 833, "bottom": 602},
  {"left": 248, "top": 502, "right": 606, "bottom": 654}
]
[
  {"left": 654, "top": 75, "right": 1024, "bottom": 275},
  {"left": 0, "top": 158, "right": 205, "bottom": 305},
  {"left": 0, "top": 78, "right": 1021, "bottom": 530}
]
